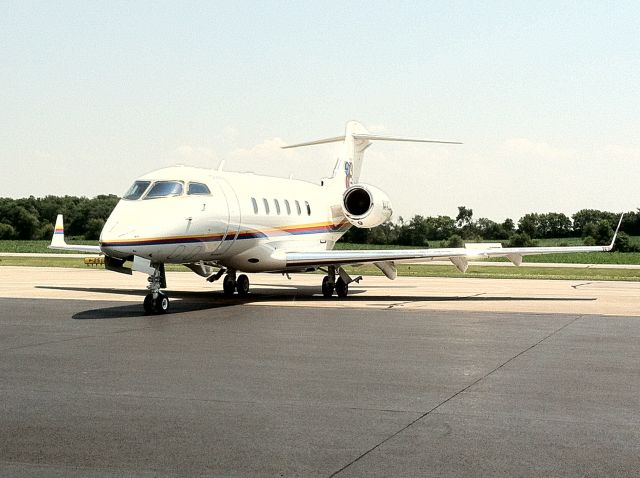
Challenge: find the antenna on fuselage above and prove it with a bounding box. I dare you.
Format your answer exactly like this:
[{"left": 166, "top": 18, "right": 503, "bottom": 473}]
[{"left": 217, "top": 160, "right": 225, "bottom": 171}]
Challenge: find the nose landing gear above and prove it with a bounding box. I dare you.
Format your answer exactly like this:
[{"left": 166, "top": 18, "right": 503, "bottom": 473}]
[{"left": 143, "top": 264, "right": 169, "bottom": 314}]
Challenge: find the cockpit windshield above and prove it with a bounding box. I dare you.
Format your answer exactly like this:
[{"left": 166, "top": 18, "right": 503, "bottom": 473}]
[
  {"left": 144, "top": 181, "right": 184, "bottom": 199},
  {"left": 123, "top": 181, "right": 151, "bottom": 200}
]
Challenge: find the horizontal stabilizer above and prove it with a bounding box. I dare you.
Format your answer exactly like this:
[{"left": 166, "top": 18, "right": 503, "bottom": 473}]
[
  {"left": 282, "top": 136, "right": 345, "bottom": 149},
  {"left": 353, "top": 134, "right": 462, "bottom": 145}
]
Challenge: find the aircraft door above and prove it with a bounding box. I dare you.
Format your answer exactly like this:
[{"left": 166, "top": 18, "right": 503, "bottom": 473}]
[
  {"left": 212, "top": 177, "right": 241, "bottom": 255},
  {"left": 171, "top": 180, "right": 231, "bottom": 262}
]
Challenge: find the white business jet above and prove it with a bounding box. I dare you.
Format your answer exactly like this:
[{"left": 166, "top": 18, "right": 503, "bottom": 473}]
[{"left": 50, "top": 121, "right": 622, "bottom": 314}]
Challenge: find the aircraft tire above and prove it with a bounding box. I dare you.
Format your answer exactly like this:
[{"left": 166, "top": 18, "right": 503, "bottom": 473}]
[
  {"left": 143, "top": 294, "right": 154, "bottom": 314},
  {"left": 335, "top": 277, "right": 348, "bottom": 298},
  {"left": 321, "top": 276, "right": 334, "bottom": 297},
  {"left": 154, "top": 292, "right": 170, "bottom": 314},
  {"left": 223, "top": 275, "right": 236, "bottom": 296},
  {"left": 236, "top": 274, "right": 250, "bottom": 296}
]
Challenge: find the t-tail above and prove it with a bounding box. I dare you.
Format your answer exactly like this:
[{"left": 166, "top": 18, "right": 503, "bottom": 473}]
[{"left": 282, "top": 120, "right": 461, "bottom": 189}]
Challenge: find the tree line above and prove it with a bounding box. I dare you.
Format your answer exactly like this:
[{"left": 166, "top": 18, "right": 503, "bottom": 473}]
[
  {"left": 0, "top": 195, "right": 119, "bottom": 240},
  {"left": 0, "top": 196, "right": 638, "bottom": 251},
  {"left": 342, "top": 206, "right": 640, "bottom": 252}
]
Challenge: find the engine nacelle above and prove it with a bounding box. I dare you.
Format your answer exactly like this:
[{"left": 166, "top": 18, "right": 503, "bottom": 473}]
[{"left": 342, "top": 184, "right": 393, "bottom": 228}]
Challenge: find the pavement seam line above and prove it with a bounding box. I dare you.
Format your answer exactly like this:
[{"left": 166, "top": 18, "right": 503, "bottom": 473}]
[{"left": 328, "top": 314, "right": 584, "bottom": 478}]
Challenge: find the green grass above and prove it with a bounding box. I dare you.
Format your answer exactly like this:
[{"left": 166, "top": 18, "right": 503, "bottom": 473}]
[
  {"left": 0, "top": 239, "right": 98, "bottom": 254},
  {"left": 1, "top": 256, "right": 639, "bottom": 282},
  {"left": 342, "top": 264, "right": 640, "bottom": 282},
  {"left": 335, "top": 243, "right": 640, "bottom": 265}
]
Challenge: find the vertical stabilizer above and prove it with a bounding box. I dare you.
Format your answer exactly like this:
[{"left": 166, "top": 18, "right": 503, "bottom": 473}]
[{"left": 330, "top": 120, "right": 371, "bottom": 189}]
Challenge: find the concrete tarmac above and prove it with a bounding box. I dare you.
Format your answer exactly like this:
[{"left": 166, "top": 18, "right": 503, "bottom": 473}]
[{"left": 1, "top": 268, "right": 640, "bottom": 476}]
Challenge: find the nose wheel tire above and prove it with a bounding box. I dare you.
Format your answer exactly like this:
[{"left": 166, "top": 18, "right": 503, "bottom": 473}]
[
  {"left": 321, "top": 276, "right": 334, "bottom": 297},
  {"left": 223, "top": 275, "right": 236, "bottom": 296},
  {"left": 335, "top": 277, "right": 349, "bottom": 298},
  {"left": 236, "top": 274, "right": 250, "bottom": 296},
  {"left": 144, "top": 292, "right": 169, "bottom": 314}
]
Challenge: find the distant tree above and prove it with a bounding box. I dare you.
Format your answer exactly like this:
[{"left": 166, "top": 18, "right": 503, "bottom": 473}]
[
  {"left": 572, "top": 209, "right": 618, "bottom": 236},
  {"left": 476, "top": 218, "right": 509, "bottom": 240},
  {"left": 502, "top": 218, "right": 515, "bottom": 234},
  {"left": 13, "top": 206, "right": 40, "bottom": 239},
  {"left": 0, "top": 223, "right": 16, "bottom": 239},
  {"left": 518, "top": 213, "right": 539, "bottom": 237},
  {"left": 593, "top": 220, "right": 613, "bottom": 245},
  {"left": 341, "top": 226, "right": 369, "bottom": 244},
  {"left": 85, "top": 218, "right": 105, "bottom": 240},
  {"left": 445, "top": 234, "right": 464, "bottom": 248},
  {"left": 613, "top": 232, "right": 637, "bottom": 252},
  {"left": 456, "top": 206, "right": 473, "bottom": 228},
  {"left": 507, "top": 232, "right": 536, "bottom": 247},
  {"left": 539, "top": 212, "right": 572, "bottom": 238}
]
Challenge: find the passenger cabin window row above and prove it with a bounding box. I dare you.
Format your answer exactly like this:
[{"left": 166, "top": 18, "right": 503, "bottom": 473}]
[
  {"left": 251, "top": 197, "right": 311, "bottom": 216},
  {"left": 123, "top": 180, "right": 211, "bottom": 200}
]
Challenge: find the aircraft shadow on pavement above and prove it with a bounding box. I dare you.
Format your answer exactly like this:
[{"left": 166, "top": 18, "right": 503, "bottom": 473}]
[{"left": 37, "top": 285, "right": 596, "bottom": 320}]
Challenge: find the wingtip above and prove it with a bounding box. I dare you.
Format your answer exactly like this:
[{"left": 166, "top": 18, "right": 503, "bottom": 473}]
[{"left": 608, "top": 213, "right": 624, "bottom": 250}]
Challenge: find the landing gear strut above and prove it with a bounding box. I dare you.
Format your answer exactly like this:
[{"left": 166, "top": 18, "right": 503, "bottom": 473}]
[{"left": 144, "top": 264, "right": 169, "bottom": 314}]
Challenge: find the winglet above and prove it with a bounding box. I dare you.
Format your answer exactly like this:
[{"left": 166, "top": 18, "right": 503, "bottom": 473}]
[
  {"left": 608, "top": 213, "right": 624, "bottom": 250},
  {"left": 50, "top": 214, "right": 67, "bottom": 248},
  {"left": 48, "top": 214, "right": 102, "bottom": 253}
]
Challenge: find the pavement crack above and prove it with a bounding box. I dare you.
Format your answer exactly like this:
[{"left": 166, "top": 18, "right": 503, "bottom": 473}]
[
  {"left": 572, "top": 282, "right": 593, "bottom": 289},
  {"left": 328, "top": 314, "right": 584, "bottom": 477}
]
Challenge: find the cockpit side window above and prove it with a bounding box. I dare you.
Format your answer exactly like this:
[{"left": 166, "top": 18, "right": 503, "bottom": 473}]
[
  {"left": 144, "top": 181, "right": 184, "bottom": 199},
  {"left": 123, "top": 181, "right": 151, "bottom": 200},
  {"left": 187, "top": 182, "right": 211, "bottom": 195}
]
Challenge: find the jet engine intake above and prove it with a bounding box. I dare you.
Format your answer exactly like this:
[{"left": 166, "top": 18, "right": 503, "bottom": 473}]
[{"left": 342, "top": 184, "right": 393, "bottom": 228}]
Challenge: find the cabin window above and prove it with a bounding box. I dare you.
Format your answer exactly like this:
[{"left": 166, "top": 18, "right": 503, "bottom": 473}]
[
  {"left": 305, "top": 201, "right": 311, "bottom": 216},
  {"left": 123, "top": 181, "right": 151, "bottom": 200},
  {"left": 274, "top": 199, "right": 281, "bottom": 215},
  {"left": 284, "top": 199, "right": 291, "bottom": 215},
  {"left": 251, "top": 197, "right": 258, "bottom": 214},
  {"left": 262, "top": 198, "right": 270, "bottom": 214},
  {"left": 295, "top": 200, "right": 301, "bottom": 215},
  {"left": 144, "top": 181, "right": 183, "bottom": 199},
  {"left": 187, "top": 182, "right": 211, "bottom": 195}
]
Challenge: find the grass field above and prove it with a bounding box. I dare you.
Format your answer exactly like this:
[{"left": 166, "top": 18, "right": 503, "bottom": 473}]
[
  {"left": 0, "top": 239, "right": 98, "bottom": 254},
  {"left": 334, "top": 242, "right": 640, "bottom": 264},
  {"left": 2, "top": 239, "right": 639, "bottom": 281},
  {"left": 1, "top": 255, "right": 640, "bottom": 282}
]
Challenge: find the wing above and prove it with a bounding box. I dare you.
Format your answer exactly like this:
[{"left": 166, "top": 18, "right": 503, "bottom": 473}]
[
  {"left": 49, "top": 214, "right": 102, "bottom": 254},
  {"left": 287, "top": 216, "right": 623, "bottom": 274}
]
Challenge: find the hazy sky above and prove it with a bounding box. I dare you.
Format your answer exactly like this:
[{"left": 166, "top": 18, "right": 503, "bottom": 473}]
[{"left": 1, "top": 1, "right": 638, "bottom": 221}]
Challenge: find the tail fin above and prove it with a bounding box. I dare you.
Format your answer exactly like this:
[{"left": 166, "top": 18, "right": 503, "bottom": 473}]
[{"left": 283, "top": 120, "right": 461, "bottom": 189}]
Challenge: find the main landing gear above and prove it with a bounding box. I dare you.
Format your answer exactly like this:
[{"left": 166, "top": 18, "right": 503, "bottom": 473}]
[
  {"left": 222, "top": 270, "right": 250, "bottom": 297},
  {"left": 322, "top": 266, "right": 361, "bottom": 298},
  {"left": 143, "top": 264, "right": 169, "bottom": 314}
]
